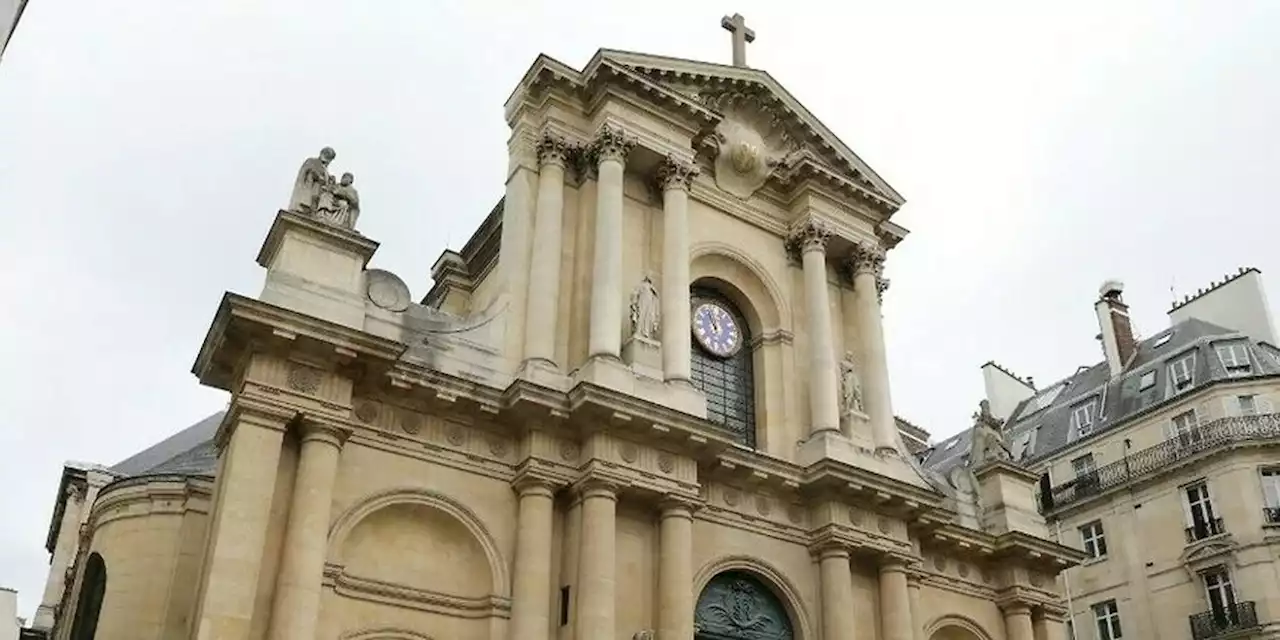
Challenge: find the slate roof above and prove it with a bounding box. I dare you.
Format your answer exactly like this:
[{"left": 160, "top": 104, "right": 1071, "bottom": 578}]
[
  {"left": 921, "top": 318, "right": 1280, "bottom": 475},
  {"left": 109, "top": 411, "right": 224, "bottom": 478}
]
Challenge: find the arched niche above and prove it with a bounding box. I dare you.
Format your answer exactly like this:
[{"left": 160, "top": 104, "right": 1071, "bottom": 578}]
[
  {"left": 69, "top": 552, "right": 107, "bottom": 640},
  {"left": 925, "top": 614, "right": 995, "bottom": 640},
  {"left": 693, "top": 556, "right": 811, "bottom": 640},
  {"left": 327, "top": 487, "right": 510, "bottom": 599},
  {"left": 689, "top": 242, "right": 789, "bottom": 336}
]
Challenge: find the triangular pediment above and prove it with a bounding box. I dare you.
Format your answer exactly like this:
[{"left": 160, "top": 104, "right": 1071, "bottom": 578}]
[{"left": 596, "top": 50, "right": 905, "bottom": 209}]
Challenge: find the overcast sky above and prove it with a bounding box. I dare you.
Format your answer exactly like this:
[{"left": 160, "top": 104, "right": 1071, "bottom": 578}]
[{"left": 2, "top": 0, "right": 1278, "bottom": 617}]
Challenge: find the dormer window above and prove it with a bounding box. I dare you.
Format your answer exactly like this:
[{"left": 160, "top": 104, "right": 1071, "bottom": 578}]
[
  {"left": 1072, "top": 401, "right": 1098, "bottom": 437},
  {"left": 1169, "top": 353, "right": 1196, "bottom": 392},
  {"left": 1139, "top": 371, "right": 1156, "bottom": 391},
  {"left": 1153, "top": 332, "right": 1173, "bottom": 348},
  {"left": 1216, "top": 342, "right": 1252, "bottom": 375},
  {"left": 944, "top": 439, "right": 959, "bottom": 451}
]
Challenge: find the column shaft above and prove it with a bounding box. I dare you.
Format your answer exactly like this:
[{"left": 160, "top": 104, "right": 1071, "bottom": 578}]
[
  {"left": 268, "top": 423, "right": 345, "bottom": 640},
  {"left": 851, "top": 244, "right": 897, "bottom": 451},
  {"left": 878, "top": 563, "right": 914, "bottom": 640},
  {"left": 796, "top": 224, "right": 838, "bottom": 435},
  {"left": 194, "top": 408, "right": 288, "bottom": 640},
  {"left": 907, "top": 577, "right": 924, "bottom": 640},
  {"left": 587, "top": 129, "right": 632, "bottom": 359},
  {"left": 657, "top": 501, "right": 695, "bottom": 640},
  {"left": 509, "top": 482, "right": 557, "bottom": 640},
  {"left": 524, "top": 137, "right": 570, "bottom": 365},
  {"left": 575, "top": 484, "right": 617, "bottom": 640},
  {"left": 1033, "top": 613, "right": 1068, "bottom": 640},
  {"left": 818, "top": 548, "right": 855, "bottom": 640},
  {"left": 658, "top": 158, "right": 696, "bottom": 383},
  {"left": 1004, "top": 606, "right": 1036, "bottom": 640}
]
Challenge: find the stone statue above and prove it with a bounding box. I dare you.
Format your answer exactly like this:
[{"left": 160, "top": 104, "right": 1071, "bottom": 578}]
[
  {"left": 331, "top": 172, "right": 360, "bottom": 229},
  {"left": 632, "top": 631, "right": 655, "bottom": 640},
  {"left": 839, "top": 353, "right": 865, "bottom": 416},
  {"left": 969, "top": 399, "right": 1012, "bottom": 465},
  {"left": 289, "top": 147, "right": 336, "bottom": 214},
  {"left": 630, "top": 275, "right": 660, "bottom": 339}
]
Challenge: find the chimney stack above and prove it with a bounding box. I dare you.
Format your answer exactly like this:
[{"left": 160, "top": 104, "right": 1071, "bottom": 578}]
[{"left": 1096, "top": 280, "right": 1137, "bottom": 376}]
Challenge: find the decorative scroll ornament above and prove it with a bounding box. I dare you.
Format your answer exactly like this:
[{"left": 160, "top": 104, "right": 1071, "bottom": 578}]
[
  {"left": 287, "top": 146, "right": 361, "bottom": 230},
  {"left": 784, "top": 219, "right": 832, "bottom": 259},
  {"left": 536, "top": 133, "right": 574, "bottom": 168},
  {"left": 592, "top": 126, "right": 635, "bottom": 164},
  {"left": 656, "top": 155, "right": 699, "bottom": 192},
  {"left": 695, "top": 571, "right": 793, "bottom": 640}
]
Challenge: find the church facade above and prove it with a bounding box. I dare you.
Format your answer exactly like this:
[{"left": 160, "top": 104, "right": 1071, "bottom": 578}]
[{"left": 39, "top": 19, "right": 1083, "bottom": 640}]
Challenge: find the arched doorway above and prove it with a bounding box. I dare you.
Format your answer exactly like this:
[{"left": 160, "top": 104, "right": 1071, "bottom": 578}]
[
  {"left": 926, "top": 618, "right": 992, "bottom": 640},
  {"left": 694, "top": 570, "right": 793, "bottom": 639},
  {"left": 69, "top": 552, "right": 107, "bottom": 640}
]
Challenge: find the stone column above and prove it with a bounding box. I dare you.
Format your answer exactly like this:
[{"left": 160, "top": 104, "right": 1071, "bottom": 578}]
[
  {"left": 790, "top": 221, "right": 839, "bottom": 435},
  {"left": 509, "top": 477, "right": 557, "bottom": 640},
  {"left": 656, "top": 497, "right": 696, "bottom": 640},
  {"left": 907, "top": 572, "right": 924, "bottom": 640},
  {"left": 817, "top": 546, "right": 855, "bottom": 640},
  {"left": 524, "top": 134, "right": 573, "bottom": 368},
  {"left": 657, "top": 156, "right": 698, "bottom": 383},
  {"left": 32, "top": 483, "right": 87, "bottom": 629},
  {"left": 1003, "top": 604, "right": 1036, "bottom": 640},
  {"left": 878, "top": 558, "right": 914, "bottom": 640},
  {"left": 194, "top": 404, "right": 290, "bottom": 640},
  {"left": 575, "top": 479, "right": 618, "bottom": 640},
  {"left": 587, "top": 127, "right": 634, "bottom": 359},
  {"left": 849, "top": 242, "right": 897, "bottom": 452},
  {"left": 268, "top": 420, "right": 347, "bottom": 640},
  {"left": 1032, "top": 609, "right": 1068, "bottom": 640}
]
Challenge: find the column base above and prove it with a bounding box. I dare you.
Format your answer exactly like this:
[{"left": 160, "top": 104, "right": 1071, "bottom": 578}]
[
  {"left": 572, "top": 355, "right": 707, "bottom": 419},
  {"left": 796, "top": 430, "right": 933, "bottom": 489},
  {"left": 516, "top": 357, "right": 572, "bottom": 392}
]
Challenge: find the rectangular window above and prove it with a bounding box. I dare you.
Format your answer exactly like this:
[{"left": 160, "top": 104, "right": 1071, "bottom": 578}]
[
  {"left": 1079, "top": 520, "right": 1108, "bottom": 559},
  {"left": 1171, "top": 409, "right": 1203, "bottom": 447},
  {"left": 1262, "top": 469, "right": 1280, "bottom": 525},
  {"left": 1072, "top": 401, "right": 1097, "bottom": 437},
  {"left": 1203, "top": 568, "right": 1238, "bottom": 623},
  {"left": 1217, "top": 343, "right": 1252, "bottom": 375},
  {"left": 1139, "top": 370, "right": 1156, "bottom": 391},
  {"left": 1238, "top": 395, "right": 1258, "bottom": 416},
  {"left": 1072, "top": 453, "right": 1096, "bottom": 478},
  {"left": 1185, "top": 481, "right": 1223, "bottom": 541},
  {"left": 1093, "top": 600, "right": 1123, "bottom": 640},
  {"left": 1170, "top": 354, "right": 1196, "bottom": 392}
]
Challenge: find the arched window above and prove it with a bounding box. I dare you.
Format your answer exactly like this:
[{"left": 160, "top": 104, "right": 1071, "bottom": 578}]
[
  {"left": 70, "top": 552, "right": 107, "bottom": 640},
  {"left": 689, "top": 285, "right": 756, "bottom": 447}
]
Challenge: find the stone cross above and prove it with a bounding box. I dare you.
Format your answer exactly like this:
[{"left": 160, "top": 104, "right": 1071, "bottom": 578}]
[{"left": 720, "top": 13, "right": 755, "bottom": 68}]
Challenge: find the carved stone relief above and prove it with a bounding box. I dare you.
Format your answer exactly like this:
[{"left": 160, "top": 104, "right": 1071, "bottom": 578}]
[
  {"left": 694, "top": 571, "right": 794, "bottom": 640},
  {"left": 699, "top": 91, "right": 800, "bottom": 199},
  {"left": 366, "top": 269, "right": 412, "bottom": 312},
  {"left": 286, "top": 363, "right": 323, "bottom": 394}
]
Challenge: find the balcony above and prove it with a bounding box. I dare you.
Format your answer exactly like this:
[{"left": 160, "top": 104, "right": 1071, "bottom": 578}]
[
  {"left": 1185, "top": 517, "right": 1227, "bottom": 543},
  {"left": 1189, "top": 601, "right": 1260, "bottom": 639},
  {"left": 1042, "top": 414, "right": 1280, "bottom": 512},
  {"left": 1264, "top": 507, "right": 1280, "bottom": 525}
]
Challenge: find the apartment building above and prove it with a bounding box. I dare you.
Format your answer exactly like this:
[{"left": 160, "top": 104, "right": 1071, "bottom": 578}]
[{"left": 927, "top": 268, "right": 1280, "bottom": 640}]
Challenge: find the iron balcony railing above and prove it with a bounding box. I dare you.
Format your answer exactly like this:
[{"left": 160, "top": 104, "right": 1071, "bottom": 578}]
[
  {"left": 1189, "top": 601, "right": 1259, "bottom": 640},
  {"left": 1264, "top": 507, "right": 1280, "bottom": 525},
  {"left": 1185, "top": 517, "right": 1226, "bottom": 543},
  {"left": 1042, "top": 414, "right": 1280, "bottom": 512}
]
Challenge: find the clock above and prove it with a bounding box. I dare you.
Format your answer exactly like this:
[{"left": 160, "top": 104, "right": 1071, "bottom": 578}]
[{"left": 692, "top": 302, "right": 742, "bottom": 357}]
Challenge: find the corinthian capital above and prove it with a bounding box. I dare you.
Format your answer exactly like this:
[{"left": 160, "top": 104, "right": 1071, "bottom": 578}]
[
  {"left": 785, "top": 219, "right": 832, "bottom": 258},
  {"left": 592, "top": 126, "right": 635, "bottom": 164},
  {"left": 656, "top": 155, "right": 699, "bottom": 192},
  {"left": 536, "top": 134, "right": 574, "bottom": 168},
  {"left": 849, "top": 242, "right": 886, "bottom": 278},
  {"left": 876, "top": 277, "right": 891, "bottom": 305}
]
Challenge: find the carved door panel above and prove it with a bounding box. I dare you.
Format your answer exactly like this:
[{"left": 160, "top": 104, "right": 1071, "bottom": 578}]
[{"left": 694, "top": 571, "right": 793, "bottom": 640}]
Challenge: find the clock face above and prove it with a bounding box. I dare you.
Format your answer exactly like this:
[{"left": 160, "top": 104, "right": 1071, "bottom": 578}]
[{"left": 692, "top": 302, "right": 742, "bottom": 357}]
